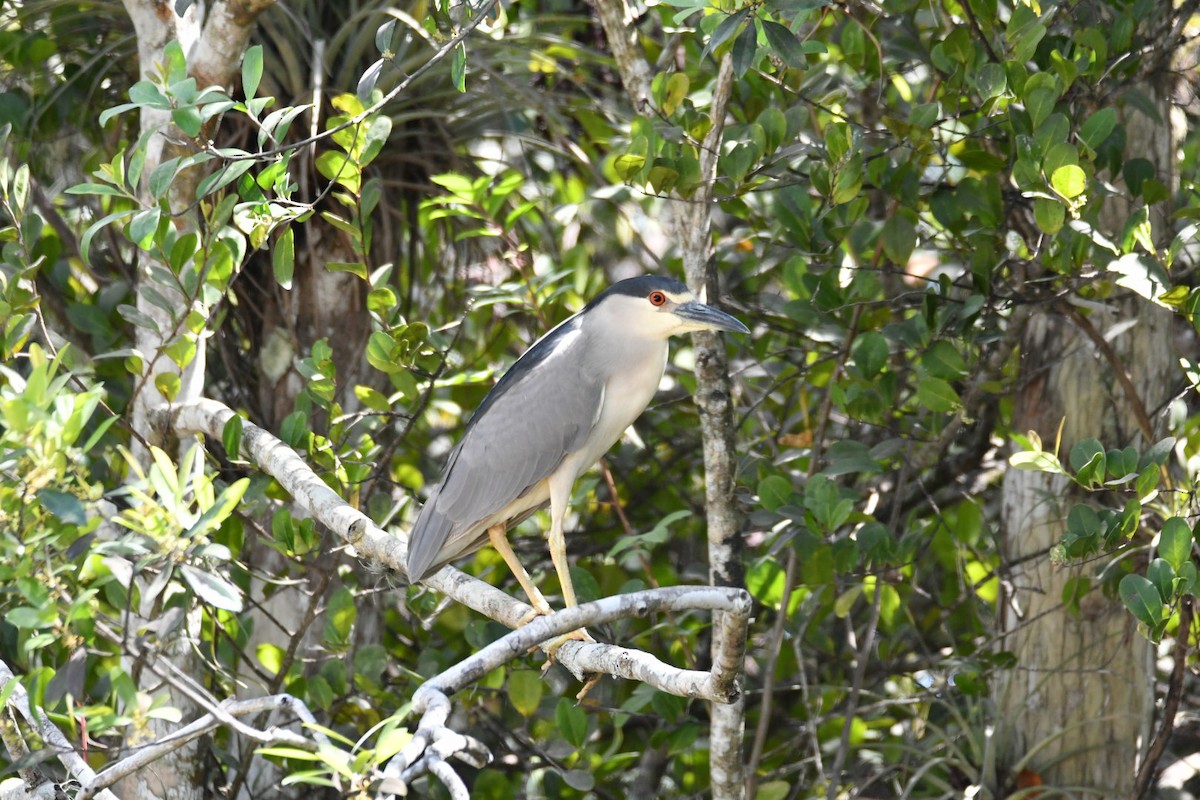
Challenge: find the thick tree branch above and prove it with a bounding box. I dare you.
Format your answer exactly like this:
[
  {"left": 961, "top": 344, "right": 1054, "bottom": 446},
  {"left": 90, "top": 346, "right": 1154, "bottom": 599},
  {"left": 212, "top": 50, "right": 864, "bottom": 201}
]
[{"left": 588, "top": 0, "right": 652, "bottom": 106}]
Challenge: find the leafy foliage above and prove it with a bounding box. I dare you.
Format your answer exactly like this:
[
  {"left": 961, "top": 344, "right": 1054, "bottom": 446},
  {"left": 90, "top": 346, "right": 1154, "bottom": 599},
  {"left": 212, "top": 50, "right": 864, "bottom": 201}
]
[{"left": 4, "top": 0, "right": 1200, "bottom": 796}]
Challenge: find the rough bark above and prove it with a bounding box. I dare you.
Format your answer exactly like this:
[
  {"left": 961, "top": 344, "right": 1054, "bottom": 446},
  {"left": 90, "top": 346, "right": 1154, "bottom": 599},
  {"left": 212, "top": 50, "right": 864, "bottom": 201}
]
[
  {"left": 672, "top": 55, "right": 748, "bottom": 800},
  {"left": 996, "top": 84, "right": 1179, "bottom": 794}
]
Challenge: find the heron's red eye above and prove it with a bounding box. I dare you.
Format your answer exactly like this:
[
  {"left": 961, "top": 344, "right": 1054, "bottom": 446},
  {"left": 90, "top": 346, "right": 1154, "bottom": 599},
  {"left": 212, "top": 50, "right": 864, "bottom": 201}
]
[{"left": 648, "top": 291, "right": 667, "bottom": 306}]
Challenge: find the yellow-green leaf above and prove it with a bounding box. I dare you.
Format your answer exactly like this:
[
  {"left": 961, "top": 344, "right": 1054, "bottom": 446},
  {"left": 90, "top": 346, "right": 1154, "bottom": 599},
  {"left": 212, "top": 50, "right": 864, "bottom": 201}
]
[{"left": 1051, "top": 164, "right": 1087, "bottom": 199}]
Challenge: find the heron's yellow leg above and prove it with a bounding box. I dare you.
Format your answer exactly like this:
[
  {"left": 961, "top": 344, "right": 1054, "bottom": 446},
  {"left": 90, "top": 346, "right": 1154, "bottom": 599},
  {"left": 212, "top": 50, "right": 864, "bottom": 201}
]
[
  {"left": 544, "top": 499, "right": 596, "bottom": 656},
  {"left": 488, "top": 524, "right": 553, "bottom": 618}
]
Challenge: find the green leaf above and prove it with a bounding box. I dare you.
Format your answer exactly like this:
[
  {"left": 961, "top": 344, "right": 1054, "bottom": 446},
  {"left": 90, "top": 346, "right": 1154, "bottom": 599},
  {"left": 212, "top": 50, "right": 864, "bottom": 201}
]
[
  {"left": 1062, "top": 575, "right": 1091, "bottom": 615},
  {"left": 357, "top": 59, "right": 385, "bottom": 100},
  {"left": 1140, "top": 437, "right": 1176, "bottom": 470},
  {"left": 1025, "top": 87, "right": 1057, "bottom": 130},
  {"left": 1033, "top": 198, "right": 1065, "bottom": 234},
  {"left": 1124, "top": 158, "right": 1155, "bottom": 197},
  {"left": 358, "top": 116, "right": 393, "bottom": 167},
  {"left": 195, "top": 159, "right": 256, "bottom": 199},
  {"left": 1105, "top": 446, "right": 1139, "bottom": 482},
  {"left": 129, "top": 80, "right": 169, "bottom": 108},
  {"left": 1079, "top": 107, "right": 1116, "bottom": 153},
  {"left": 273, "top": 227, "right": 295, "bottom": 289},
  {"left": 703, "top": 8, "right": 750, "bottom": 60},
  {"left": 451, "top": 42, "right": 467, "bottom": 92},
  {"left": 851, "top": 331, "right": 888, "bottom": 377},
  {"left": 1107, "top": 254, "right": 1170, "bottom": 306},
  {"left": 5, "top": 606, "right": 53, "bottom": 630},
  {"left": 257, "top": 642, "right": 285, "bottom": 675},
  {"left": 910, "top": 102, "right": 939, "bottom": 129},
  {"left": 129, "top": 206, "right": 161, "bottom": 249},
  {"left": 257, "top": 746, "right": 323, "bottom": 761},
  {"left": 762, "top": 20, "right": 807, "bottom": 68},
  {"left": 99, "top": 102, "right": 141, "bottom": 126},
  {"left": 758, "top": 475, "right": 794, "bottom": 512},
  {"left": 507, "top": 670, "right": 543, "bottom": 717},
  {"left": 1006, "top": 4, "right": 1047, "bottom": 63},
  {"left": 831, "top": 154, "right": 862, "bottom": 204},
  {"left": 187, "top": 477, "right": 248, "bottom": 540},
  {"left": 1008, "top": 450, "right": 1065, "bottom": 474},
  {"left": 758, "top": 106, "right": 787, "bottom": 154},
  {"left": 555, "top": 698, "right": 588, "bottom": 747},
  {"left": 1160, "top": 517, "right": 1193, "bottom": 571},
  {"left": 326, "top": 261, "right": 368, "bottom": 279},
  {"left": 37, "top": 489, "right": 87, "bottom": 525},
  {"left": 179, "top": 565, "right": 244, "bottom": 612},
  {"left": 1042, "top": 142, "right": 1077, "bottom": 176},
  {"left": 242, "top": 45, "right": 263, "bottom": 102},
  {"left": 561, "top": 770, "right": 595, "bottom": 792},
  {"left": 974, "top": 62, "right": 1007, "bottom": 98},
  {"left": 155, "top": 372, "right": 181, "bottom": 402},
  {"left": 881, "top": 213, "right": 916, "bottom": 265},
  {"left": 721, "top": 142, "right": 759, "bottom": 183},
  {"left": 324, "top": 586, "right": 357, "bottom": 646},
  {"left": 1068, "top": 438, "right": 1104, "bottom": 473},
  {"left": 1148, "top": 558, "right": 1175, "bottom": 603},
  {"left": 746, "top": 557, "right": 799, "bottom": 612},
  {"left": 259, "top": 104, "right": 311, "bottom": 147},
  {"left": 314, "top": 151, "right": 361, "bottom": 194},
  {"left": 1136, "top": 464, "right": 1159, "bottom": 501},
  {"left": 1119, "top": 573, "right": 1163, "bottom": 628},
  {"left": 1181, "top": 562, "right": 1198, "bottom": 596},
  {"left": 834, "top": 584, "right": 863, "bottom": 618},
  {"left": 222, "top": 414, "right": 244, "bottom": 461},
  {"left": 376, "top": 19, "right": 401, "bottom": 54},
  {"left": 916, "top": 376, "right": 959, "bottom": 412},
  {"left": 65, "top": 182, "right": 128, "bottom": 198},
  {"left": 921, "top": 341, "right": 966, "bottom": 380},
  {"left": 731, "top": 21, "right": 758, "bottom": 77},
  {"left": 663, "top": 73, "right": 689, "bottom": 116},
  {"left": 824, "top": 440, "right": 882, "bottom": 476},
  {"left": 172, "top": 105, "right": 203, "bottom": 137}
]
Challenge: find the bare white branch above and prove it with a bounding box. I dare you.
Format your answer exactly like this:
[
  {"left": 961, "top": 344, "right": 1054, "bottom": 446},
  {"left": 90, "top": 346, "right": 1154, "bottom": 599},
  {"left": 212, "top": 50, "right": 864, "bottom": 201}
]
[
  {"left": 380, "top": 587, "right": 750, "bottom": 795},
  {"left": 413, "top": 587, "right": 749, "bottom": 702}
]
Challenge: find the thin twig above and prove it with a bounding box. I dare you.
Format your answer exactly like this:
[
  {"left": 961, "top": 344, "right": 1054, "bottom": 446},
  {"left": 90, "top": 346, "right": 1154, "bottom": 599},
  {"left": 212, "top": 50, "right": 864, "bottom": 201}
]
[{"left": 1133, "top": 596, "right": 1193, "bottom": 800}]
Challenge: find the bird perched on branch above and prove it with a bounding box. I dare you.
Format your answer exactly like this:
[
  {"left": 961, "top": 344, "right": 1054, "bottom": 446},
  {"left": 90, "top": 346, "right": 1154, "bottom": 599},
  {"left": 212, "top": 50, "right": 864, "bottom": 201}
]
[{"left": 405, "top": 275, "right": 749, "bottom": 630}]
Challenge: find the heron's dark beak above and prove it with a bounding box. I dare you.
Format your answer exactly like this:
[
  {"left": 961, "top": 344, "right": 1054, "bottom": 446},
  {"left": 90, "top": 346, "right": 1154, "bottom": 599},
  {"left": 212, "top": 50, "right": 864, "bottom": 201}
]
[{"left": 675, "top": 300, "right": 750, "bottom": 334}]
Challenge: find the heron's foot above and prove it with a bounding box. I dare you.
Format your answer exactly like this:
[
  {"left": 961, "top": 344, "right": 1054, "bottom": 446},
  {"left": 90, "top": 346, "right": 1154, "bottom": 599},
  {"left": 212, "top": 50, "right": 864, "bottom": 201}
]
[
  {"left": 575, "top": 673, "right": 602, "bottom": 701},
  {"left": 540, "top": 627, "right": 596, "bottom": 669},
  {"left": 516, "top": 601, "right": 554, "bottom": 627}
]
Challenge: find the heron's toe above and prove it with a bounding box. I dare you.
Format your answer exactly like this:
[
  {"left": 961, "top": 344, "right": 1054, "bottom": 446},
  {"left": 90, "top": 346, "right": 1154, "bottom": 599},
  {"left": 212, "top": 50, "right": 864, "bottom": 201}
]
[
  {"left": 517, "top": 603, "right": 553, "bottom": 626},
  {"left": 542, "top": 627, "right": 596, "bottom": 664}
]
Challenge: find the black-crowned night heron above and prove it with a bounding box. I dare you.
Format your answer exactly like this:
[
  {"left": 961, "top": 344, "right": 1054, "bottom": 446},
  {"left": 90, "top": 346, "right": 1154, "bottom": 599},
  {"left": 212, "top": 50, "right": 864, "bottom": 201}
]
[{"left": 406, "top": 275, "right": 749, "bottom": 627}]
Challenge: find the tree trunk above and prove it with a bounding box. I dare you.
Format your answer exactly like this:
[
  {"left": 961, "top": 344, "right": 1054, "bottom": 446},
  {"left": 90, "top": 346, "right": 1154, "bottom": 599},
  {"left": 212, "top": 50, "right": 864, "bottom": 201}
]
[
  {"left": 996, "top": 85, "right": 1179, "bottom": 795},
  {"left": 117, "top": 2, "right": 274, "bottom": 797}
]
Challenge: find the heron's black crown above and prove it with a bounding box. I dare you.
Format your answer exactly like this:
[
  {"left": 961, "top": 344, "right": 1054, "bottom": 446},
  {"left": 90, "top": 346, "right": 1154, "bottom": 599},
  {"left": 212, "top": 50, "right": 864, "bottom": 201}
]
[{"left": 585, "top": 275, "right": 688, "bottom": 310}]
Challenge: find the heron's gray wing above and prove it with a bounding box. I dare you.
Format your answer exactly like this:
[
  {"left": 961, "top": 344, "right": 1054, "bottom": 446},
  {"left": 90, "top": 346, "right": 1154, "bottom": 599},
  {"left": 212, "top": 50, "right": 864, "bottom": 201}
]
[{"left": 406, "top": 318, "right": 603, "bottom": 580}]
